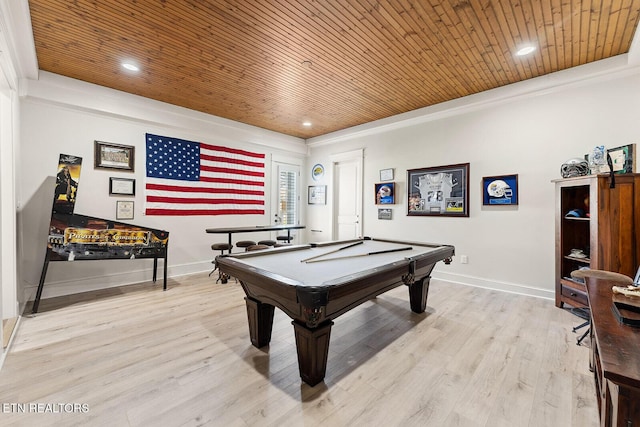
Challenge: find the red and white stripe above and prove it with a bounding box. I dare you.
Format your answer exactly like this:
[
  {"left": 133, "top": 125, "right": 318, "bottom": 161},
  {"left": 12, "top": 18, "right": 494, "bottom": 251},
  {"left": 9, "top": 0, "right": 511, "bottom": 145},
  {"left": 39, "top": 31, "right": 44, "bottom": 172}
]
[{"left": 145, "top": 143, "right": 265, "bottom": 216}]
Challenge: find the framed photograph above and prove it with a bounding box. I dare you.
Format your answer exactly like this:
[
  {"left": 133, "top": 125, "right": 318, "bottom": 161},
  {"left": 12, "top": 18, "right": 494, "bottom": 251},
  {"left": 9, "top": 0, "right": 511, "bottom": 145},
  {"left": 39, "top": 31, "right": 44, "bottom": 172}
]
[
  {"left": 407, "top": 163, "right": 470, "bottom": 217},
  {"left": 116, "top": 200, "right": 134, "bottom": 220},
  {"left": 308, "top": 185, "right": 327, "bottom": 205},
  {"left": 380, "top": 168, "right": 394, "bottom": 181},
  {"left": 375, "top": 182, "right": 395, "bottom": 204},
  {"left": 95, "top": 141, "right": 135, "bottom": 171},
  {"left": 109, "top": 177, "right": 135, "bottom": 196},
  {"left": 378, "top": 208, "right": 392, "bottom": 220},
  {"left": 607, "top": 143, "right": 635, "bottom": 173},
  {"left": 482, "top": 174, "right": 519, "bottom": 205}
]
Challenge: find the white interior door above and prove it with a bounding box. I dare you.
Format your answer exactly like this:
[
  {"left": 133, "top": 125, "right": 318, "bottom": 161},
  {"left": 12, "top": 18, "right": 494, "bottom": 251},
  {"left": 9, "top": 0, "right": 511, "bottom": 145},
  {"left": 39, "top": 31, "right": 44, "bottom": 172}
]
[{"left": 332, "top": 150, "right": 363, "bottom": 240}]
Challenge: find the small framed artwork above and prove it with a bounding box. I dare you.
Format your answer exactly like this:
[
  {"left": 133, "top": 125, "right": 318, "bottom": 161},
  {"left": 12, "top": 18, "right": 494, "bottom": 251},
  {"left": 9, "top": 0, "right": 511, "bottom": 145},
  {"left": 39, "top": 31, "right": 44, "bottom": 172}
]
[
  {"left": 482, "top": 174, "right": 519, "bottom": 205},
  {"left": 380, "top": 168, "right": 394, "bottom": 181},
  {"left": 607, "top": 143, "right": 635, "bottom": 173},
  {"left": 375, "top": 182, "right": 395, "bottom": 204},
  {"left": 95, "top": 141, "right": 135, "bottom": 171},
  {"left": 109, "top": 177, "right": 135, "bottom": 196},
  {"left": 407, "top": 163, "right": 470, "bottom": 217},
  {"left": 378, "top": 208, "right": 392, "bottom": 220},
  {"left": 116, "top": 200, "right": 135, "bottom": 220},
  {"left": 308, "top": 185, "right": 327, "bottom": 205},
  {"left": 311, "top": 164, "right": 325, "bottom": 181}
]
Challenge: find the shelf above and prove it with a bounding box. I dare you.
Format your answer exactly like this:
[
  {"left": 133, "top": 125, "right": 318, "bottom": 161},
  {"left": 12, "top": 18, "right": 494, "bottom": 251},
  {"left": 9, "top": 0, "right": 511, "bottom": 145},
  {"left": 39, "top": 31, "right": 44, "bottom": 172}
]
[
  {"left": 564, "top": 255, "right": 591, "bottom": 264},
  {"left": 563, "top": 216, "right": 590, "bottom": 221}
]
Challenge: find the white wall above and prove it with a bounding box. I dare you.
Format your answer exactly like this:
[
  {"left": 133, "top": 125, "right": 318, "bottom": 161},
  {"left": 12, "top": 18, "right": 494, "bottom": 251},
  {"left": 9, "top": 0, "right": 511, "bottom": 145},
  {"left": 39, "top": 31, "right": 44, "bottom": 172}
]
[
  {"left": 305, "top": 60, "right": 640, "bottom": 299},
  {"left": 18, "top": 72, "right": 307, "bottom": 305}
]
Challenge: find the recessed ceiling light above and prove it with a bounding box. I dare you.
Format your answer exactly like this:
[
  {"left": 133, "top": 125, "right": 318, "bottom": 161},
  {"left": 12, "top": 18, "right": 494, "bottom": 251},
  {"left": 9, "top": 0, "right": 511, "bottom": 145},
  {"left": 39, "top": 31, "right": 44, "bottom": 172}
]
[
  {"left": 302, "top": 121, "right": 312, "bottom": 127},
  {"left": 122, "top": 62, "right": 140, "bottom": 71},
  {"left": 516, "top": 45, "right": 536, "bottom": 56}
]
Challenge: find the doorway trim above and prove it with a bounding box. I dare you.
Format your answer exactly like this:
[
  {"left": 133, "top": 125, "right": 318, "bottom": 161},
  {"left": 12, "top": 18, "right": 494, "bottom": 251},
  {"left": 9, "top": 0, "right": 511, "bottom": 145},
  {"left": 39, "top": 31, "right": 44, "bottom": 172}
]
[{"left": 330, "top": 149, "right": 363, "bottom": 240}]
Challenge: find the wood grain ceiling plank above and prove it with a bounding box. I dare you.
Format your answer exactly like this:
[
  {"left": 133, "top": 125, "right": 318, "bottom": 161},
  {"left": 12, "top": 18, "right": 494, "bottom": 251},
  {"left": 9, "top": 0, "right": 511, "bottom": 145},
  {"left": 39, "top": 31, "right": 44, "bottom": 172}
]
[
  {"left": 538, "top": 0, "right": 559, "bottom": 73},
  {"left": 577, "top": 0, "right": 593, "bottom": 64},
  {"left": 561, "top": 0, "right": 577, "bottom": 68},
  {"left": 381, "top": 0, "right": 465, "bottom": 102},
  {"left": 122, "top": 1, "right": 364, "bottom": 130},
  {"left": 245, "top": 0, "right": 400, "bottom": 111},
  {"left": 604, "top": 0, "right": 633, "bottom": 56},
  {"left": 239, "top": 0, "right": 400, "bottom": 129},
  {"left": 26, "top": 0, "right": 640, "bottom": 139},
  {"left": 437, "top": 1, "right": 507, "bottom": 92},
  {"left": 381, "top": 0, "right": 483, "bottom": 102},
  {"left": 518, "top": 0, "right": 546, "bottom": 76},
  {"left": 619, "top": 0, "right": 640, "bottom": 52},
  {"left": 422, "top": 0, "right": 487, "bottom": 97},
  {"left": 225, "top": 0, "right": 400, "bottom": 118},
  {"left": 457, "top": 0, "right": 514, "bottom": 87},
  {"left": 486, "top": 1, "right": 533, "bottom": 80},
  {"left": 587, "top": 0, "right": 605, "bottom": 63},
  {"left": 525, "top": 0, "right": 553, "bottom": 75},
  {"left": 302, "top": 0, "right": 440, "bottom": 108},
  {"left": 347, "top": 0, "right": 453, "bottom": 106},
  {"left": 506, "top": 0, "right": 539, "bottom": 80},
  {"left": 601, "top": 0, "right": 618, "bottom": 58}
]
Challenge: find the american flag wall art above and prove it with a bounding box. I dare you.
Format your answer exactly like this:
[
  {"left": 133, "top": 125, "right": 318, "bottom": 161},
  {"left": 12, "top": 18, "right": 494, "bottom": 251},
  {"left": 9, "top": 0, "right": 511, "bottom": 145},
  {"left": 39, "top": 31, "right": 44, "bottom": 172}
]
[{"left": 145, "top": 133, "right": 265, "bottom": 216}]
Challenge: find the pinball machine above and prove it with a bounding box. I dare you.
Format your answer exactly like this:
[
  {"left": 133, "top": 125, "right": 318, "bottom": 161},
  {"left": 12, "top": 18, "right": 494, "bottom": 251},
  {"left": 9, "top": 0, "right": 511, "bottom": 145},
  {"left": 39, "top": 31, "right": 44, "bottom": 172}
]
[{"left": 32, "top": 154, "right": 169, "bottom": 313}]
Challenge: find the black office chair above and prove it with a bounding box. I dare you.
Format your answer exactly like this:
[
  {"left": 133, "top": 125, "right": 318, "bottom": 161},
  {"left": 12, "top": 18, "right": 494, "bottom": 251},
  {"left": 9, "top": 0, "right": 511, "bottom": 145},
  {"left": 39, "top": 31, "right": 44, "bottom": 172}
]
[{"left": 570, "top": 269, "right": 633, "bottom": 345}]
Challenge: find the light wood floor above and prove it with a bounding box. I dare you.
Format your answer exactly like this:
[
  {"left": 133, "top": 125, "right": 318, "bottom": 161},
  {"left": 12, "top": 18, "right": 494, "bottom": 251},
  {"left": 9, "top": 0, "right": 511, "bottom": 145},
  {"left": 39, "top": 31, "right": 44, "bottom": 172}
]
[{"left": 0, "top": 273, "right": 598, "bottom": 426}]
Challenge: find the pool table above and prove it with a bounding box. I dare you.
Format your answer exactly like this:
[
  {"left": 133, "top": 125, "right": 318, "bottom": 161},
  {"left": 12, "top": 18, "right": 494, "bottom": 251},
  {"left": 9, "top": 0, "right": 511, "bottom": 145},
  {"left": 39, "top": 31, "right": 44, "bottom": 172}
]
[{"left": 215, "top": 237, "right": 455, "bottom": 386}]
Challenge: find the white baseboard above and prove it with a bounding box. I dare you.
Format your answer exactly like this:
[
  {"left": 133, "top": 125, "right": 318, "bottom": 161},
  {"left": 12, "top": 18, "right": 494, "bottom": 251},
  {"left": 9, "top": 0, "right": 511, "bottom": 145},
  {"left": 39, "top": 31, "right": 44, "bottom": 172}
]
[
  {"left": 432, "top": 271, "right": 555, "bottom": 301},
  {"left": 22, "top": 261, "right": 212, "bottom": 302},
  {"left": 21, "top": 260, "right": 554, "bottom": 307}
]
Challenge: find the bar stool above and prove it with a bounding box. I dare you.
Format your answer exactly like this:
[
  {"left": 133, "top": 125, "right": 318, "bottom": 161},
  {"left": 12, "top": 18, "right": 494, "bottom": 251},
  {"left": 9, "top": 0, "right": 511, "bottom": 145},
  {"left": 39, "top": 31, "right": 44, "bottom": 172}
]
[
  {"left": 209, "top": 242, "right": 232, "bottom": 283},
  {"left": 257, "top": 240, "right": 276, "bottom": 247},
  {"left": 247, "top": 244, "right": 270, "bottom": 251},
  {"left": 235, "top": 240, "right": 256, "bottom": 252},
  {"left": 276, "top": 235, "right": 293, "bottom": 243}
]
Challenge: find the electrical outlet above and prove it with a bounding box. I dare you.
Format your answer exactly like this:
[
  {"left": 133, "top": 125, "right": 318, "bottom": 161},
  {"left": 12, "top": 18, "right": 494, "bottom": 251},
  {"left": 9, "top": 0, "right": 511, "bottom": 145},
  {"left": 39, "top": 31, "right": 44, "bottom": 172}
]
[{"left": 460, "top": 255, "right": 468, "bottom": 264}]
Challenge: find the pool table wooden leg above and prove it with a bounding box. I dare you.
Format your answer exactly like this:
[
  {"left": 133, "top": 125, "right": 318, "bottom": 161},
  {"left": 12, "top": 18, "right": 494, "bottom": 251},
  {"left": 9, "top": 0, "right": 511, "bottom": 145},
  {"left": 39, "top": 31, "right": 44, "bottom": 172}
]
[
  {"left": 292, "top": 320, "right": 333, "bottom": 386},
  {"left": 408, "top": 276, "right": 431, "bottom": 313},
  {"left": 244, "top": 297, "right": 275, "bottom": 347}
]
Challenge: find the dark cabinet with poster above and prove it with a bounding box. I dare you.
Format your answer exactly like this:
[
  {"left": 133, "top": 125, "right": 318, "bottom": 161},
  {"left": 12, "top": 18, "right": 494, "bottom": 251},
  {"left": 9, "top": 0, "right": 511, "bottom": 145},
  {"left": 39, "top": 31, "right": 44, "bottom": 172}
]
[{"left": 553, "top": 174, "right": 640, "bottom": 308}]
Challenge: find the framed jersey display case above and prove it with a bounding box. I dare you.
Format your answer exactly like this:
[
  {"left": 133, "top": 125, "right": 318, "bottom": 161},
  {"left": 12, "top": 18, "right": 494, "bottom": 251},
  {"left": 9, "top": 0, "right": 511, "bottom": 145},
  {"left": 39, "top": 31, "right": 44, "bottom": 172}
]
[{"left": 407, "top": 163, "right": 470, "bottom": 217}]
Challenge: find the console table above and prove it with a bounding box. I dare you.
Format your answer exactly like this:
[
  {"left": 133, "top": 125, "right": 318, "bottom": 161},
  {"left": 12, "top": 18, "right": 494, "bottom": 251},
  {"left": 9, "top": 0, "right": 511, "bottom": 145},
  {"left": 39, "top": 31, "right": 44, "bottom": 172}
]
[{"left": 586, "top": 278, "right": 640, "bottom": 426}]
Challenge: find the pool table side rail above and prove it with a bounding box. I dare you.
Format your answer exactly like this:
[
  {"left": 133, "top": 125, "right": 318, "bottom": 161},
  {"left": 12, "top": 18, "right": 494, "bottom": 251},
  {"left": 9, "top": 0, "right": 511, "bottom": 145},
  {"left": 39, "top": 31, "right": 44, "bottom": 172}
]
[{"left": 215, "top": 241, "right": 455, "bottom": 326}]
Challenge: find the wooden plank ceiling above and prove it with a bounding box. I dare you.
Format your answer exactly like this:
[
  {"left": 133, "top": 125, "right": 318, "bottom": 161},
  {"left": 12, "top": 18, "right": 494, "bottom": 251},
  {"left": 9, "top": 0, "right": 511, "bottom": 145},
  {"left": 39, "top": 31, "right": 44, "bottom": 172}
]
[{"left": 28, "top": 0, "right": 640, "bottom": 139}]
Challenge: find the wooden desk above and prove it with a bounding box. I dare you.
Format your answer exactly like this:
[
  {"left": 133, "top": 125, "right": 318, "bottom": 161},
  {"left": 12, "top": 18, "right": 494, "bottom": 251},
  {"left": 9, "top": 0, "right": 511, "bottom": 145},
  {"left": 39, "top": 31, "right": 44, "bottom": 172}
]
[
  {"left": 586, "top": 278, "right": 640, "bottom": 426},
  {"left": 205, "top": 224, "right": 305, "bottom": 247}
]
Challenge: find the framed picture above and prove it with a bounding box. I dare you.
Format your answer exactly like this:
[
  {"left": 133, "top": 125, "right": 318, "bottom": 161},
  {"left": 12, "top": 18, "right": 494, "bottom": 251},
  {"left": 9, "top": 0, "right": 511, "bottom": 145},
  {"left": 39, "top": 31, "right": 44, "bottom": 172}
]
[
  {"left": 109, "top": 177, "right": 135, "bottom": 196},
  {"left": 482, "top": 174, "right": 519, "bottom": 205},
  {"left": 607, "top": 143, "right": 635, "bottom": 173},
  {"left": 311, "top": 164, "right": 325, "bottom": 181},
  {"left": 95, "top": 141, "right": 135, "bottom": 171},
  {"left": 375, "top": 182, "right": 395, "bottom": 204},
  {"left": 407, "top": 163, "right": 470, "bottom": 217},
  {"left": 378, "top": 208, "right": 392, "bottom": 220},
  {"left": 380, "top": 168, "right": 394, "bottom": 181},
  {"left": 308, "top": 185, "right": 327, "bottom": 205},
  {"left": 116, "top": 200, "right": 134, "bottom": 220}
]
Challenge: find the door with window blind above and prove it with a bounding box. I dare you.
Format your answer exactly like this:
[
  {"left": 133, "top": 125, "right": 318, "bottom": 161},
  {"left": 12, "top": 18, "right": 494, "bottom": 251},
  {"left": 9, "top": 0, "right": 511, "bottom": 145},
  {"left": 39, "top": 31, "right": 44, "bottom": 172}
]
[{"left": 272, "top": 163, "right": 300, "bottom": 243}]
